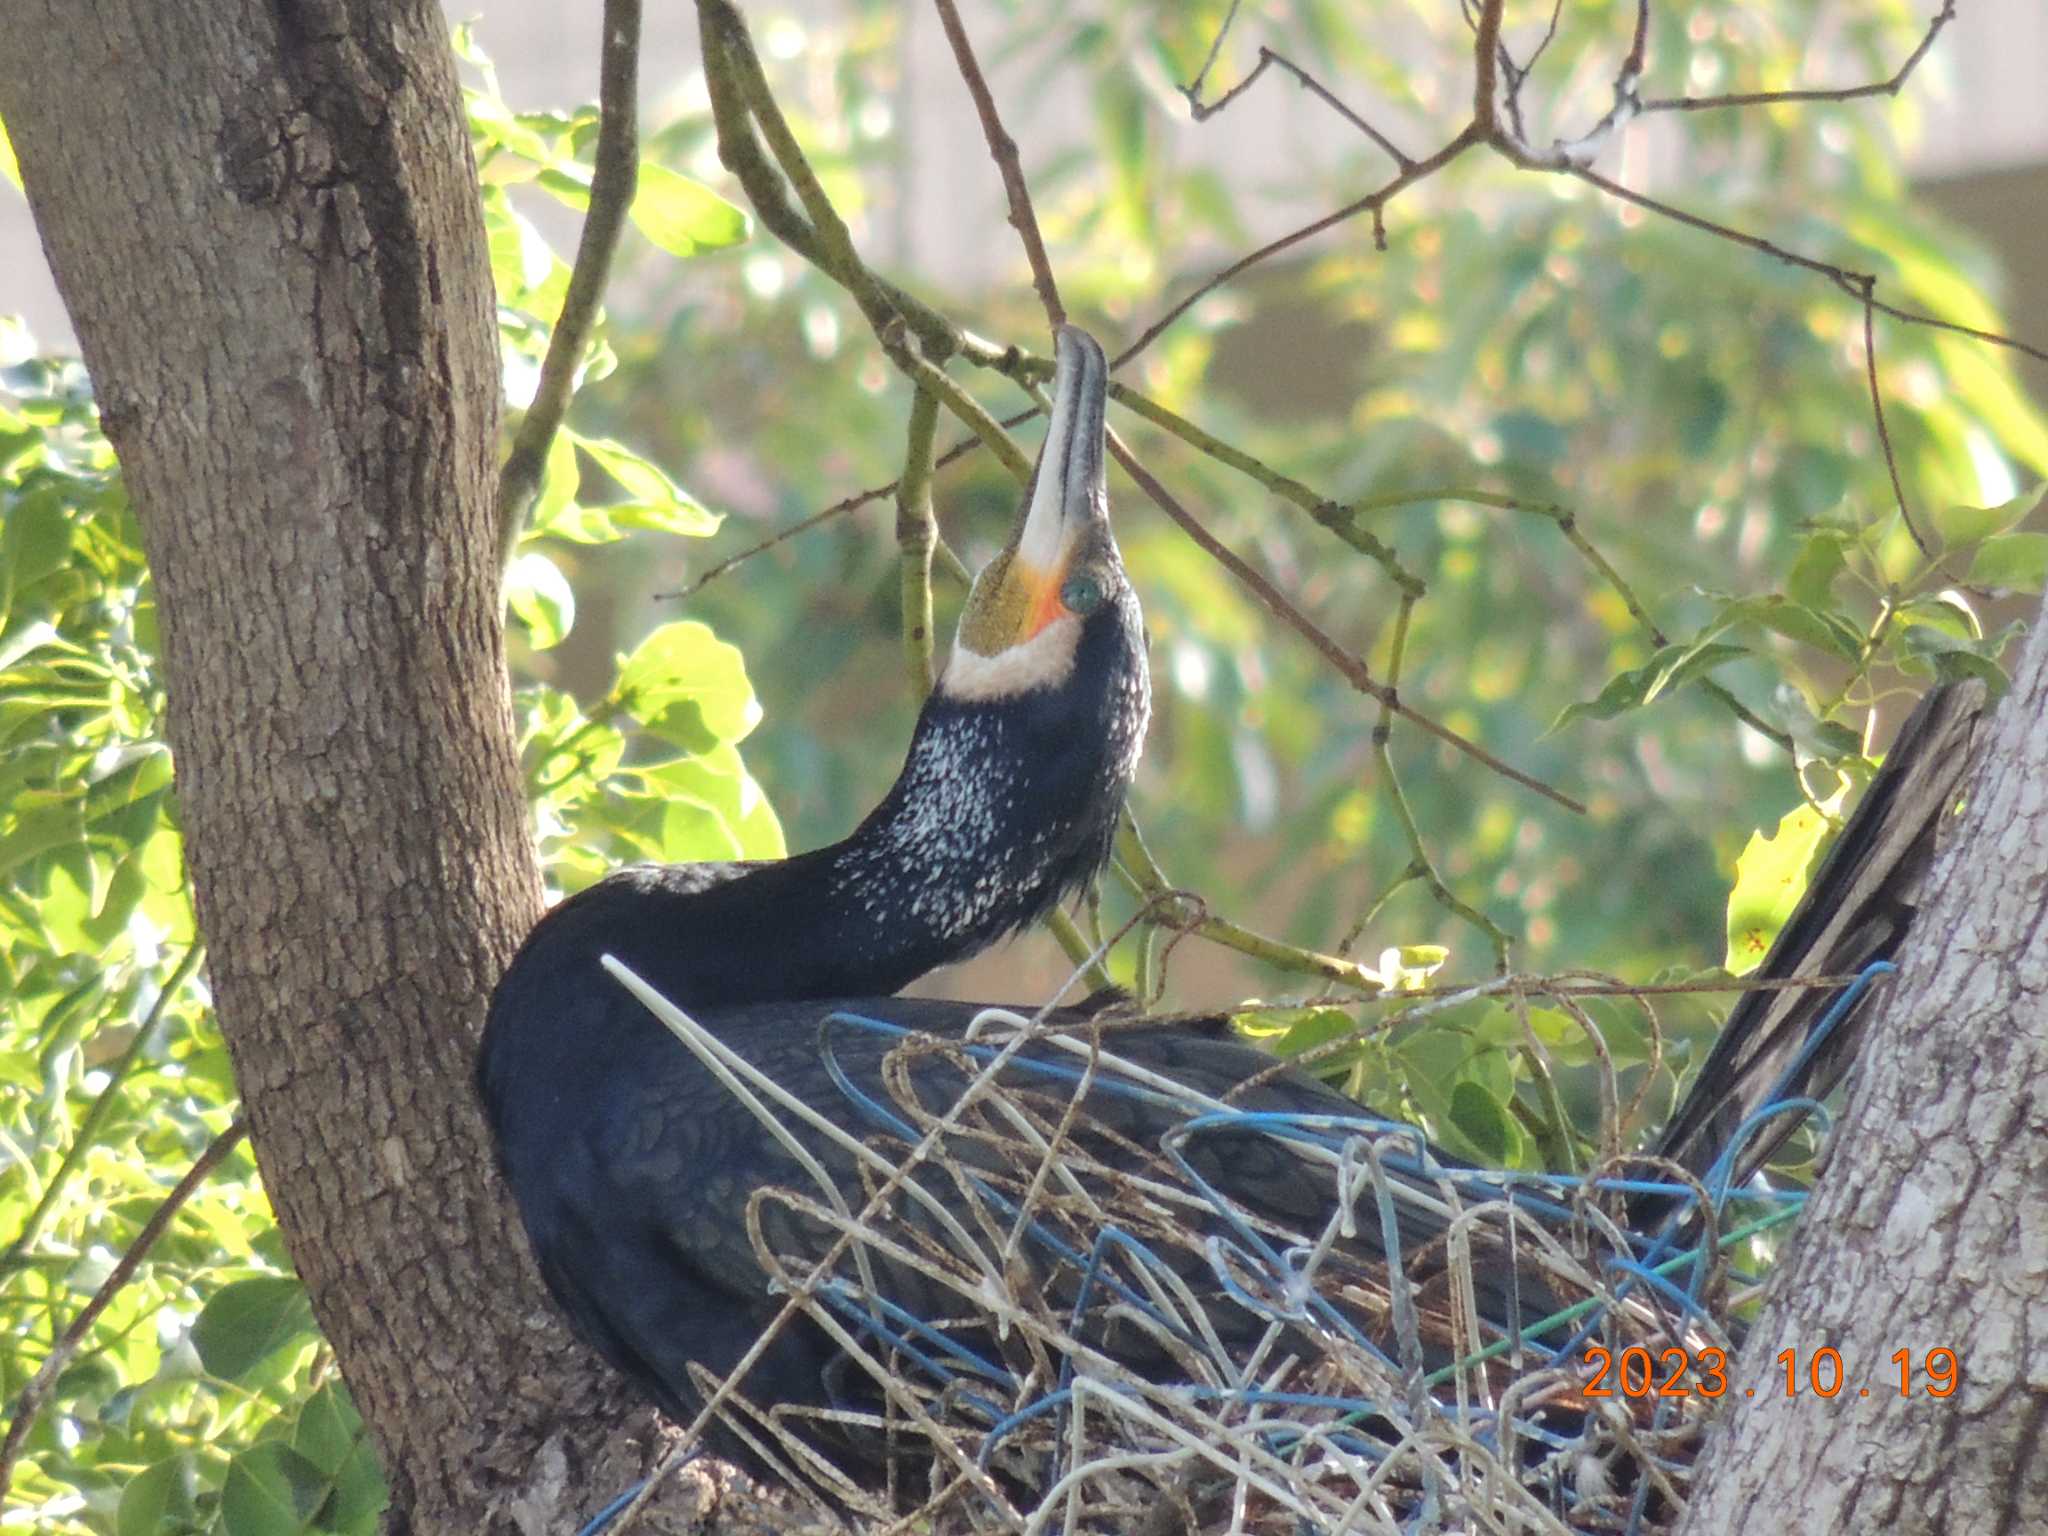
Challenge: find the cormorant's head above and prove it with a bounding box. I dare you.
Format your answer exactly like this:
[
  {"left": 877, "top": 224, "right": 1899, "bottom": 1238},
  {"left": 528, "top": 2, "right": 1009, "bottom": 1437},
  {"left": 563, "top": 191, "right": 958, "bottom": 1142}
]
[
  {"left": 847, "top": 325, "right": 1148, "bottom": 961},
  {"left": 939, "top": 326, "right": 1139, "bottom": 708}
]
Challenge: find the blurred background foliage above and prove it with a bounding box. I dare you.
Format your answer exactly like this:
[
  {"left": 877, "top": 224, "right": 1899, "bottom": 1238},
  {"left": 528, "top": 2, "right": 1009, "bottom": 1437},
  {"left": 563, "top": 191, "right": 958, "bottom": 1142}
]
[{"left": 3, "top": 0, "right": 2044, "bottom": 1530}]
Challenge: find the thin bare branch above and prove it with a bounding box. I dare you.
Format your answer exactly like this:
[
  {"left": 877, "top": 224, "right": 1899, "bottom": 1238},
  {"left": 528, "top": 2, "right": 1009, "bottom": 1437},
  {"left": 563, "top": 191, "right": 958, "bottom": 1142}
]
[
  {"left": 1104, "top": 427, "right": 1585, "bottom": 814},
  {"left": 1471, "top": 0, "right": 1506, "bottom": 132},
  {"left": 1371, "top": 594, "right": 1517, "bottom": 967},
  {"left": 495, "top": 0, "right": 641, "bottom": 570},
  {"left": 1182, "top": 0, "right": 1246, "bottom": 108},
  {"left": 930, "top": 0, "right": 1065, "bottom": 324},
  {"left": 1642, "top": 1, "right": 1957, "bottom": 114},
  {"left": 1118, "top": 123, "right": 1484, "bottom": 367},
  {"left": 1187, "top": 47, "right": 1415, "bottom": 171},
  {"left": 1860, "top": 285, "right": 1933, "bottom": 556},
  {"left": 662, "top": 474, "right": 970, "bottom": 604},
  {"left": 1108, "top": 381, "right": 1423, "bottom": 594},
  {"left": 0, "top": 1119, "right": 250, "bottom": 1499}
]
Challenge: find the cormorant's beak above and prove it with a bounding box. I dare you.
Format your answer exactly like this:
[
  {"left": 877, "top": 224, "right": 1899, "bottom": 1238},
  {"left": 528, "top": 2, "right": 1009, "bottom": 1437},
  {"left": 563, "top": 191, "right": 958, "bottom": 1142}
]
[{"left": 956, "top": 326, "right": 1113, "bottom": 659}]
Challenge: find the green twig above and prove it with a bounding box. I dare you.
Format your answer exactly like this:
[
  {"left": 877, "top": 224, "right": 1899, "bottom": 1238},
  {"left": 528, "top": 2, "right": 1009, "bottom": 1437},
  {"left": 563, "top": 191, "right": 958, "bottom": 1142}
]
[
  {"left": 698, "top": 0, "right": 994, "bottom": 366},
  {"left": 1108, "top": 383, "right": 1423, "bottom": 595},
  {"left": 1043, "top": 908, "right": 1114, "bottom": 994},
  {"left": 1114, "top": 817, "right": 1381, "bottom": 994},
  {"left": 878, "top": 325, "right": 1032, "bottom": 481},
  {"left": 896, "top": 386, "right": 941, "bottom": 702}
]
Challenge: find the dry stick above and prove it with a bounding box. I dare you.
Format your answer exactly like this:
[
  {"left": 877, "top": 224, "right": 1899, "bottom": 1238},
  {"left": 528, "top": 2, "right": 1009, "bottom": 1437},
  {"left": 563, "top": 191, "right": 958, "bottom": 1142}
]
[
  {"left": 1191, "top": 48, "right": 1415, "bottom": 171},
  {"left": 918, "top": 5, "right": 1573, "bottom": 820},
  {"left": 1642, "top": 0, "right": 1957, "bottom": 113},
  {"left": 1105, "top": 429, "right": 1585, "bottom": 815},
  {"left": 1371, "top": 593, "right": 1516, "bottom": 967},
  {"left": 1860, "top": 284, "right": 1931, "bottom": 556},
  {"left": 1570, "top": 165, "right": 1936, "bottom": 555},
  {"left": 1115, "top": 122, "right": 1484, "bottom": 369},
  {"left": 0, "top": 1118, "right": 250, "bottom": 1499},
  {"left": 3, "top": 945, "right": 207, "bottom": 1269},
  {"left": 930, "top": 0, "right": 1065, "bottom": 325},
  {"left": 666, "top": 470, "right": 971, "bottom": 602},
  {"left": 494, "top": 0, "right": 642, "bottom": 570}
]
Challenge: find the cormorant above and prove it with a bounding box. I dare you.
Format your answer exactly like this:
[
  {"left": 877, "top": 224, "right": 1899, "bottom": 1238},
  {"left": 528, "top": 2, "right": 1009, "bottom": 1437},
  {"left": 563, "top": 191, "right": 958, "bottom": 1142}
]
[{"left": 478, "top": 326, "right": 1978, "bottom": 1507}]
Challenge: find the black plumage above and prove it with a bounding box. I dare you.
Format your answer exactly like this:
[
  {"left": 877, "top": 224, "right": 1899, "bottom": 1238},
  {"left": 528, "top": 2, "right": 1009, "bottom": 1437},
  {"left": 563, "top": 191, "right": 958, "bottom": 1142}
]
[{"left": 478, "top": 325, "right": 1979, "bottom": 1504}]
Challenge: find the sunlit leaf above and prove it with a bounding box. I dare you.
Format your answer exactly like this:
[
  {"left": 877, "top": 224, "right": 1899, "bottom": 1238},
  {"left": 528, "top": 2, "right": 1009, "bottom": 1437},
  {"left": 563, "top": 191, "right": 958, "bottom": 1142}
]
[
  {"left": 1934, "top": 482, "right": 2046, "bottom": 547},
  {"left": 1725, "top": 798, "right": 1838, "bottom": 976},
  {"left": 1967, "top": 531, "right": 2048, "bottom": 593},
  {"left": 572, "top": 432, "right": 719, "bottom": 537},
  {"left": 504, "top": 551, "right": 575, "bottom": 649},
  {"left": 630, "top": 164, "right": 751, "bottom": 257}
]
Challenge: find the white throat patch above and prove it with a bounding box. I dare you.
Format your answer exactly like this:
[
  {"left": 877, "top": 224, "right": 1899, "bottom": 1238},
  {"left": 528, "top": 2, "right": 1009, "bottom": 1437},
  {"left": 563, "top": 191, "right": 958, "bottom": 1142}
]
[{"left": 939, "top": 616, "right": 1083, "bottom": 702}]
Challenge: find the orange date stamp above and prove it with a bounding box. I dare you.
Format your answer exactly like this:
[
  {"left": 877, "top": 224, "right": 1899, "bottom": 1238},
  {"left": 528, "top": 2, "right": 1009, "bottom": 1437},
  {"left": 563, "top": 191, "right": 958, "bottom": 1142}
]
[{"left": 1579, "top": 1345, "right": 1959, "bottom": 1400}]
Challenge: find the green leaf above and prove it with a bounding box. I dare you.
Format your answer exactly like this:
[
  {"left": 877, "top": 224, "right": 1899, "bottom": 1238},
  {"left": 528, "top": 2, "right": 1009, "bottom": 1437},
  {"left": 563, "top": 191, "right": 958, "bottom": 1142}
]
[
  {"left": 614, "top": 621, "right": 762, "bottom": 744},
  {"left": 571, "top": 432, "right": 718, "bottom": 537},
  {"left": 119, "top": 1455, "right": 198, "bottom": 1536},
  {"left": 1898, "top": 622, "right": 2012, "bottom": 692},
  {"left": 1898, "top": 591, "right": 1980, "bottom": 643},
  {"left": 292, "top": 1383, "right": 388, "bottom": 1533},
  {"left": 1785, "top": 531, "right": 1849, "bottom": 610},
  {"left": 504, "top": 551, "right": 575, "bottom": 650},
  {"left": 1934, "top": 482, "right": 2046, "bottom": 546},
  {"left": 1967, "top": 531, "right": 2048, "bottom": 593},
  {"left": 220, "top": 1441, "right": 329, "bottom": 1536},
  {"left": 1552, "top": 640, "right": 1748, "bottom": 730},
  {"left": 190, "top": 1276, "right": 317, "bottom": 1382},
  {"left": 1234, "top": 1005, "right": 1358, "bottom": 1059},
  {"left": 629, "top": 164, "right": 751, "bottom": 257},
  {"left": 1445, "top": 1080, "right": 1518, "bottom": 1165},
  {"left": 1724, "top": 800, "right": 1836, "bottom": 976},
  {"left": 1738, "top": 597, "right": 1862, "bottom": 659}
]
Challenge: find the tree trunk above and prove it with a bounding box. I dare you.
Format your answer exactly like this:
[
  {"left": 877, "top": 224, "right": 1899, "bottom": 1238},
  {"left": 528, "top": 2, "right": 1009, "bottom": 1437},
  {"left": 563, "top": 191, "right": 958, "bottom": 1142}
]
[
  {"left": 0, "top": 5, "right": 686, "bottom": 1530},
  {"left": 1679, "top": 605, "right": 2048, "bottom": 1532}
]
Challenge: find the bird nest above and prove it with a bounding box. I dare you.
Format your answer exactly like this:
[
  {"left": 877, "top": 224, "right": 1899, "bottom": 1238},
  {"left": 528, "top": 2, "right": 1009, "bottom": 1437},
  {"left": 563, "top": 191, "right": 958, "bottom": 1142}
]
[{"left": 605, "top": 958, "right": 1809, "bottom": 1536}]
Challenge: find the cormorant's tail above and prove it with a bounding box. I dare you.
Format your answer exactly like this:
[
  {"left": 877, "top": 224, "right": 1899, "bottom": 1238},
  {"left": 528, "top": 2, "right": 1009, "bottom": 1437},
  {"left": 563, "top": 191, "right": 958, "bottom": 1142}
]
[{"left": 1643, "top": 683, "right": 1983, "bottom": 1214}]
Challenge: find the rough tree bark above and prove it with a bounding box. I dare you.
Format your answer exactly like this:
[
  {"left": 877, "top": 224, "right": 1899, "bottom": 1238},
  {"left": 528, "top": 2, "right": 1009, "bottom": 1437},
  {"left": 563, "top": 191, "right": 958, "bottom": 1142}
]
[
  {"left": 1680, "top": 604, "right": 2048, "bottom": 1532},
  {"left": 0, "top": 5, "right": 698, "bottom": 1532}
]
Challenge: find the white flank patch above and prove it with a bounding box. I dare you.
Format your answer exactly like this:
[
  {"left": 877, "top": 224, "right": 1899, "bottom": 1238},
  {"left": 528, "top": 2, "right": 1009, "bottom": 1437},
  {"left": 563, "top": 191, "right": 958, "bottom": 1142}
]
[{"left": 939, "top": 617, "right": 1082, "bottom": 702}]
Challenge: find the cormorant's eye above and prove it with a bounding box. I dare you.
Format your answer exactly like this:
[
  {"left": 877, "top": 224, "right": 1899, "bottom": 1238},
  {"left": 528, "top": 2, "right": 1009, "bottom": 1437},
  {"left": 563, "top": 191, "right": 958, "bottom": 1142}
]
[{"left": 1061, "top": 571, "right": 1105, "bottom": 615}]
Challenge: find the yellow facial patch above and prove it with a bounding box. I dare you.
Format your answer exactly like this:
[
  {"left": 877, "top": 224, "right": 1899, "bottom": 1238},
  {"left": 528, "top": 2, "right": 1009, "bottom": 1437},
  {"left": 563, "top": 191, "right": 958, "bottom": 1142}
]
[{"left": 956, "top": 550, "right": 1067, "bottom": 658}]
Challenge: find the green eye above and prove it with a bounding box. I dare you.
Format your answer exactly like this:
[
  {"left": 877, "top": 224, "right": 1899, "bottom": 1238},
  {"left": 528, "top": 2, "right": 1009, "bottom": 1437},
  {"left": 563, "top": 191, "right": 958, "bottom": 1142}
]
[{"left": 1061, "top": 572, "right": 1105, "bottom": 615}]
